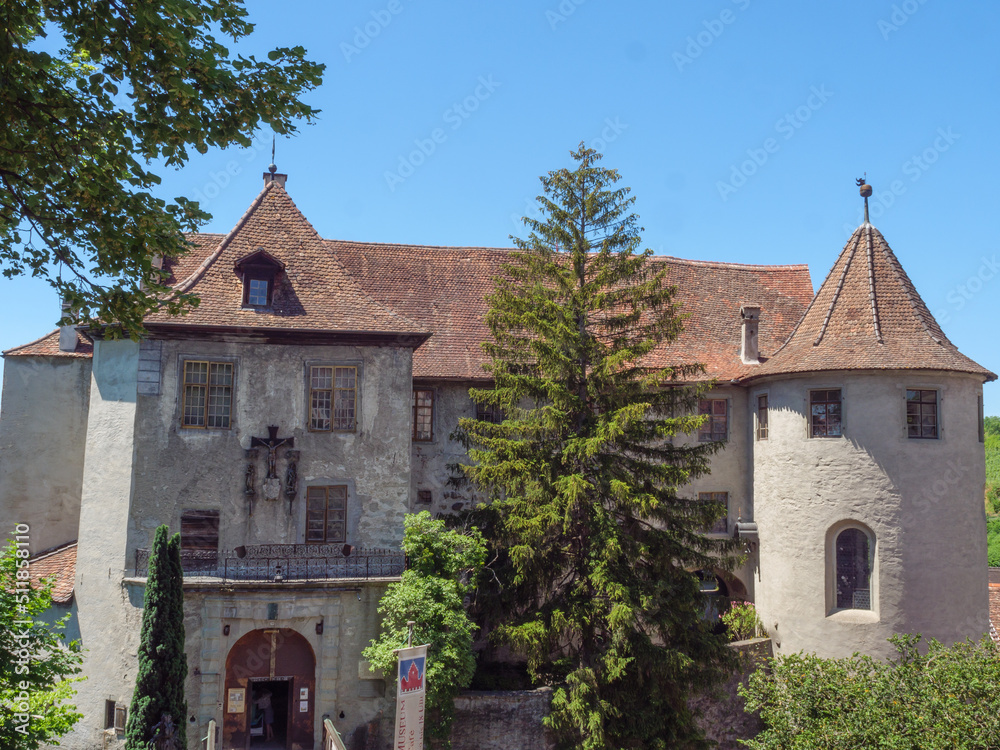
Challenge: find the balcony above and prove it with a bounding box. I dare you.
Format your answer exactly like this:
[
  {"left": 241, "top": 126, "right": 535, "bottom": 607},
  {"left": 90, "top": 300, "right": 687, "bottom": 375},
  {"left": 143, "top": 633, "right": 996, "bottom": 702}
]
[{"left": 132, "top": 543, "right": 405, "bottom": 582}]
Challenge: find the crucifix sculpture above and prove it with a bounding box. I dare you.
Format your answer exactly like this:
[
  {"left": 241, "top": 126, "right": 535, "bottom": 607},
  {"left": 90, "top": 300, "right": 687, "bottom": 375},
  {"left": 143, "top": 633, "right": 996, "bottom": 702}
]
[
  {"left": 250, "top": 425, "right": 294, "bottom": 502},
  {"left": 251, "top": 425, "right": 294, "bottom": 479}
]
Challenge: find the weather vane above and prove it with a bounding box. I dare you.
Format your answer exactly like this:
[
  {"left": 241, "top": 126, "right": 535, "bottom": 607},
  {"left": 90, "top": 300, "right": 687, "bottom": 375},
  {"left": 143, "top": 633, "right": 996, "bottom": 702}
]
[
  {"left": 268, "top": 135, "right": 277, "bottom": 174},
  {"left": 856, "top": 173, "right": 872, "bottom": 224}
]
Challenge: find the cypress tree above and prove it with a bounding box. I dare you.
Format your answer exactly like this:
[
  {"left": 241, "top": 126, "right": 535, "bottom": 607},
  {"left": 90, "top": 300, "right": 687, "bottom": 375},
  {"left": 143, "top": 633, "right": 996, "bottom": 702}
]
[
  {"left": 458, "top": 145, "right": 740, "bottom": 749},
  {"left": 125, "top": 525, "right": 187, "bottom": 750}
]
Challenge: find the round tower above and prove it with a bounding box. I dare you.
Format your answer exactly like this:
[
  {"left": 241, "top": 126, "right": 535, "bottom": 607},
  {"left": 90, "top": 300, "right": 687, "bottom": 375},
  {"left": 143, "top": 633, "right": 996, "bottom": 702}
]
[{"left": 742, "top": 181, "right": 996, "bottom": 658}]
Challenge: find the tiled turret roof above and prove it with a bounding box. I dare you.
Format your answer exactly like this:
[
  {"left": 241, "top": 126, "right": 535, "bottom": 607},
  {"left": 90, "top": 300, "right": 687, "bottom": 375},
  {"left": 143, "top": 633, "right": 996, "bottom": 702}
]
[{"left": 740, "top": 223, "right": 996, "bottom": 383}]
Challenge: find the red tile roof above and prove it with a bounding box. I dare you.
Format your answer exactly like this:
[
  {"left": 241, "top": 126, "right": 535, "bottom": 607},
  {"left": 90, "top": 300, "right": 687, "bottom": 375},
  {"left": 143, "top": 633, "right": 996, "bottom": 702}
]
[
  {"left": 740, "top": 224, "right": 996, "bottom": 383},
  {"left": 336, "top": 242, "right": 814, "bottom": 380},
  {"left": 145, "top": 181, "right": 428, "bottom": 340},
  {"left": 28, "top": 542, "right": 77, "bottom": 604},
  {"left": 990, "top": 580, "right": 1000, "bottom": 644},
  {"left": 2, "top": 329, "right": 93, "bottom": 358}
]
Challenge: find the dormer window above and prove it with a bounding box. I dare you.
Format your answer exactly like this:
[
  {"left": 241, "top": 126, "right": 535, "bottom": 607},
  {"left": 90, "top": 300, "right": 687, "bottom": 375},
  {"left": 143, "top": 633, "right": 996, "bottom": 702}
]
[{"left": 234, "top": 248, "right": 285, "bottom": 309}]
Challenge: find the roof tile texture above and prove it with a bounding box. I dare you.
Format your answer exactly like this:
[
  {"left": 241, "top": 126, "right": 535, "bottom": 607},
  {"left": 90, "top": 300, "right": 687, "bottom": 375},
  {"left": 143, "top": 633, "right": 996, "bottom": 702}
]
[
  {"left": 146, "top": 182, "right": 426, "bottom": 336},
  {"left": 28, "top": 542, "right": 76, "bottom": 604},
  {"left": 742, "top": 224, "right": 996, "bottom": 382},
  {"left": 3, "top": 329, "right": 93, "bottom": 358}
]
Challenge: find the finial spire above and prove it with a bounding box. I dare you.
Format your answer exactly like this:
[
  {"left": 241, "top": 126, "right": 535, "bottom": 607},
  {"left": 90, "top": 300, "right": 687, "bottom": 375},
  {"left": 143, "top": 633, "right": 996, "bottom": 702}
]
[
  {"left": 268, "top": 134, "right": 277, "bottom": 175},
  {"left": 856, "top": 174, "right": 872, "bottom": 224}
]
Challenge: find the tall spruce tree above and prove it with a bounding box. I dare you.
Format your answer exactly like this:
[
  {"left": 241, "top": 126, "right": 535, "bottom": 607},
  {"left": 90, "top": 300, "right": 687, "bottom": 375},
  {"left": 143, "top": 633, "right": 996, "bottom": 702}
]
[
  {"left": 458, "top": 145, "right": 740, "bottom": 750},
  {"left": 125, "top": 525, "right": 187, "bottom": 750}
]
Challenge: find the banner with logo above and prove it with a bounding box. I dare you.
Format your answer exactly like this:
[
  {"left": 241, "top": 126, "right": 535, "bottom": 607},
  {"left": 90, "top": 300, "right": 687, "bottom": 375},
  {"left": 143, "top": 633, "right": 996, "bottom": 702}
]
[{"left": 394, "top": 644, "right": 428, "bottom": 750}]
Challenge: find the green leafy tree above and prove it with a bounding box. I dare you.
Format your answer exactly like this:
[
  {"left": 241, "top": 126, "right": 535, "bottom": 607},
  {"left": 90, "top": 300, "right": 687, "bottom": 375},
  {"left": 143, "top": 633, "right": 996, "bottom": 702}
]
[
  {"left": 125, "top": 525, "right": 187, "bottom": 750},
  {"left": 1, "top": 0, "right": 323, "bottom": 334},
  {"left": 985, "top": 416, "right": 999, "bottom": 516},
  {"left": 0, "top": 540, "right": 83, "bottom": 750},
  {"left": 456, "top": 145, "right": 740, "bottom": 750},
  {"left": 364, "top": 512, "right": 486, "bottom": 749},
  {"left": 741, "top": 634, "right": 1000, "bottom": 749}
]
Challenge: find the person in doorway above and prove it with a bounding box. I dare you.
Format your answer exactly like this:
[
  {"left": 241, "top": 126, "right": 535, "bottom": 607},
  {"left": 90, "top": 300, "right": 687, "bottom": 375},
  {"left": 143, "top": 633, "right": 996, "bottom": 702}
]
[{"left": 254, "top": 688, "right": 274, "bottom": 741}]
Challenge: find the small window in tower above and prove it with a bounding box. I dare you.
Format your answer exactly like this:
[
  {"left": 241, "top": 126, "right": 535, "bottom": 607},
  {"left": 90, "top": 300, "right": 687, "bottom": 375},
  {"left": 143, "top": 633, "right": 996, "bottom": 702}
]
[
  {"left": 906, "top": 390, "right": 938, "bottom": 439},
  {"left": 247, "top": 278, "right": 269, "bottom": 306},
  {"left": 810, "top": 389, "right": 842, "bottom": 438},
  {"left": 698, "top": 399, "right": 728, "bottom": 442},
  {"left": 835, "top": 527, "right": 872, "bottom": 610},
  {"left": 756, "top": 394, "right": 769, "bottom": 440},
  {"left": 476, "top": 401, "right": 504, "bottom": 424},
  {"left": 413, "top": 389, "right": 434, "bottom": 441}
]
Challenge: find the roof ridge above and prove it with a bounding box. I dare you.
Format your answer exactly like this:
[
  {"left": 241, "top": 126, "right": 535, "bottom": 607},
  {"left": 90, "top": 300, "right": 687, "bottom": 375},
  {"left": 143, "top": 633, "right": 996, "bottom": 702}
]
[
  {"left": 865, "top": 224, "right": 884, "bottom": 344},
  {"left": 2, "top": 328, "right": 61, "bottom": 356},
  {"left": 174, "top": 181, "right": 277, "bottom": 293},
  {"left": 29, "top": 540, "right": 78, "bottom": 561},
  {"left": 874, "top": 228, "right": 947, "bottom": 347},
  {"left": 814, "top": 227, "right": 863, "bottom": 346}
]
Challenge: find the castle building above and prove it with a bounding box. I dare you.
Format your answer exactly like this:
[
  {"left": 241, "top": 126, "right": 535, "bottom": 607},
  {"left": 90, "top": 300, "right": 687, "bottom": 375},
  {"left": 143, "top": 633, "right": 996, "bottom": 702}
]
[{"left": 0, "top": 173, "right": 993, "bottom": 750}]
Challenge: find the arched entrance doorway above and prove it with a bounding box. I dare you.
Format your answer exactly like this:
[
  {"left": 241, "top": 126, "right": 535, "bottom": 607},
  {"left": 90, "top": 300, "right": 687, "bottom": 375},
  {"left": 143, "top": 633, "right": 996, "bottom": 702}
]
[{"left": 223, "top": 629, "right": 316, "bottom": 750}]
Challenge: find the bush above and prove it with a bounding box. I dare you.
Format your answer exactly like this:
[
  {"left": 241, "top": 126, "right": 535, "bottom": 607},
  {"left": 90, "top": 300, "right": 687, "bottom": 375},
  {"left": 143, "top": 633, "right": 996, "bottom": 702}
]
[
  {"left": 720, "top": 601, "right": 764, "bottom": 642},
  {"left": 740, "top": 634, "right": 1000, "bottom": 749}
]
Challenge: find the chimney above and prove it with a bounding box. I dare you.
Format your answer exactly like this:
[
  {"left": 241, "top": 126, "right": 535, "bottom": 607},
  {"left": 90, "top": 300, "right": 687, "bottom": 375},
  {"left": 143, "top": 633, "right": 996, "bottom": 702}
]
[
  {"left": 263, "top": 163, "right": 287, "bottom": 189},
  {"left": 58, "top": 298, "right": 77, "bottom": 353},
  {"left": 740, "top": 306, "right": 761, "bottom": 364}
]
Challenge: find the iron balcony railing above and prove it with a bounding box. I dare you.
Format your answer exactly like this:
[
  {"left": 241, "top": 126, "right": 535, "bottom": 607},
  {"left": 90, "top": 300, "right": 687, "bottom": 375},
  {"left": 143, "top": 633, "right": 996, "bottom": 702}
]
[{"left": 132, "top": 543, "right": 405, "bottom": 581}]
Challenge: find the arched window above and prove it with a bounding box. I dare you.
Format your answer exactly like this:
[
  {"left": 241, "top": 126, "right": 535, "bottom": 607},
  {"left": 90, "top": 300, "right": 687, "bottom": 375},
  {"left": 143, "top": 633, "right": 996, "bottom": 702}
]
[{"left": 835, "top": 527, "right": 871, "bottom": 610}]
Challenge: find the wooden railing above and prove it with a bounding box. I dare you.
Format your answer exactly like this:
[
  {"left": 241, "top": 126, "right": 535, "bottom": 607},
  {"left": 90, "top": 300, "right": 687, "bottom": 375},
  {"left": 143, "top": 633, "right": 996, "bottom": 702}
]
[{"left": 324, "top": 718, "right": 348, "bottom": 750}]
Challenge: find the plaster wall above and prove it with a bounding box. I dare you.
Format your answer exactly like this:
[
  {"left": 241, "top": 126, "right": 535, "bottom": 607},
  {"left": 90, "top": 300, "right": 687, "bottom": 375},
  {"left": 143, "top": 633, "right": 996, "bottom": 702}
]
[
  {"left": 69, "top": 340, "right": 145, "bottom": 750},
  {"left": 128, "top": 340, "right": 414, "bottom": 557},
  {"left": 751, "top": 370, "right": 988, "bottom": 659},
  {"left": 409, "top": 382, "right": 489, "bottom": 515},
  {"left": 0, "top": 355, "right": 91, "bottom": 552}
]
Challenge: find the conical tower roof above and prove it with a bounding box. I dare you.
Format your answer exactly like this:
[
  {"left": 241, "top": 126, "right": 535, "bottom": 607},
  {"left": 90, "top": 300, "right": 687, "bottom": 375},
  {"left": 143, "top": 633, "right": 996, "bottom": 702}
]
[
  {"left": 146, "top": 178, "right": 429, "bottom": 345},
  {"left": 741, "top": 221, "right": 996, "bottom": 382}
]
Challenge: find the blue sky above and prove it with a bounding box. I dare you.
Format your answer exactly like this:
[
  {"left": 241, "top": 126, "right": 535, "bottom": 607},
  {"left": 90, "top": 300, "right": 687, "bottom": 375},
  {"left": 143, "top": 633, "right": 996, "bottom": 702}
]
[{"left": 3, "top": 1, "right": 999, "bottom": 414}]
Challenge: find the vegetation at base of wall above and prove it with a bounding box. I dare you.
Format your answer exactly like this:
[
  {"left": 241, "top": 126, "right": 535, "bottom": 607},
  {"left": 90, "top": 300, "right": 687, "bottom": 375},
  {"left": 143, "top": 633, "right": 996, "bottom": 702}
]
[
  {"left": 364, "top": 512, "right": 486, "bottom": 750},
  {"left": 740, "top": 634, "right": 1000, "bottom": 749},
  {"left": 987, "top": 517, "right": 1000, "bottom": 567},
  {"left": 985, "top": 416, "right": 999, "bottom": 516},
  {"left": 2, "top": 1, "right": 323, "bottom": 335},
  {"left": 720, "top": 601, "right": 765, "bottom": 642},
  {"left": 455, "top": 145, "right": 740, "bottom": 750},
  {"left": 125, "top": 525, "right": 187, "bottom": 750},
  {"left": 0, "top": 541, "right": 83, "bottom": 750}
]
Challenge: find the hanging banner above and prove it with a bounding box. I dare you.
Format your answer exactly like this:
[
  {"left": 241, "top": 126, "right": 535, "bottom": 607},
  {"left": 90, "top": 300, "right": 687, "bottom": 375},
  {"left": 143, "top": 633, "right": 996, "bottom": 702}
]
[{"left": 394, "top": 644, "right": 428, "bottom": 750}]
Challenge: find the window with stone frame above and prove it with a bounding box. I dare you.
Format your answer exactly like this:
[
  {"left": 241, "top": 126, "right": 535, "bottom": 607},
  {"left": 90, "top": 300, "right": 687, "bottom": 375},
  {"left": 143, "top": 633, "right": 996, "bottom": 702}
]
[
  {"left": 698, "top": 399, "right": 728, "bottom": 442},
  {"left": 309, "top": 366, "right": 357, "bottom": 432},
  {"left": 756, "top": 394, "right": 769, "bottom": 440},
  {"left": 413, "top": 389, "right": 433, "bottom": 441},
  {"left": 698, "top": 492, "right": 729, "bottom": 535},
  {"left": 835, "top": 527, "right": 872, "bottom": 610},
  {"left": 809, "top": 389, "right": 842, "bottom": 438},
  {"left": 305, "top": 486, "right": 347, "bottom": 544},
  {"left": 181, "top": 360, "right": 233, "bottom": 429},
  {"left": 906, "top": 389, "right": 938, "bottom": 439}
]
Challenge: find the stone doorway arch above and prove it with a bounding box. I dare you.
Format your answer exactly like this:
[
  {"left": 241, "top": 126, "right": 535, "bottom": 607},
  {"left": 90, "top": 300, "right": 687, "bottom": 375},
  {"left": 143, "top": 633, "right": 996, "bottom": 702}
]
[{"left": 223, "top": 628, "right": 316, "bottom": 750}]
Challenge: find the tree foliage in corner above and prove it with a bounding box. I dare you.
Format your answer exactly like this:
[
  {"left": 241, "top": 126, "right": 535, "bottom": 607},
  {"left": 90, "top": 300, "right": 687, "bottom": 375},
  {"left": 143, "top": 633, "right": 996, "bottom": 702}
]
[
  {"left": 0, "top": 540, "right": 83, "bottom": 750},
  {"left": 741, "top": 635, "right": 1000, "bottom": 749},
  {"left": 363, "top": 512, "right": 485, "bottom": 749},
  {"left": 0, "top": 0, "right": 324, "bottom": 334},
  {"left": 126, "top": 525, "right": 187, "bottom": 750},
  {"left": 456, "top": 145, "right": 740, "bottom": 750}
]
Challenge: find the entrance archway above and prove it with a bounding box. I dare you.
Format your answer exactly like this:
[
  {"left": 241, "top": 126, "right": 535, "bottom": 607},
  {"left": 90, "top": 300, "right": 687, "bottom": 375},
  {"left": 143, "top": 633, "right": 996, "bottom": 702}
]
[{"left": 223, "top": 628, "right": 316, "bottom": 750}]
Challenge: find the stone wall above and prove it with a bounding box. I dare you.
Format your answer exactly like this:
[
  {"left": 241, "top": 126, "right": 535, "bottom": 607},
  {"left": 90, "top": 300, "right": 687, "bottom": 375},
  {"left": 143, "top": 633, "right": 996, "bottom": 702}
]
[
  {"left": 692, "top": 637, "right": 771, "bottom": 750},
  {"left": 451, "top": 688, "right": 553, "bottom": 750}
]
